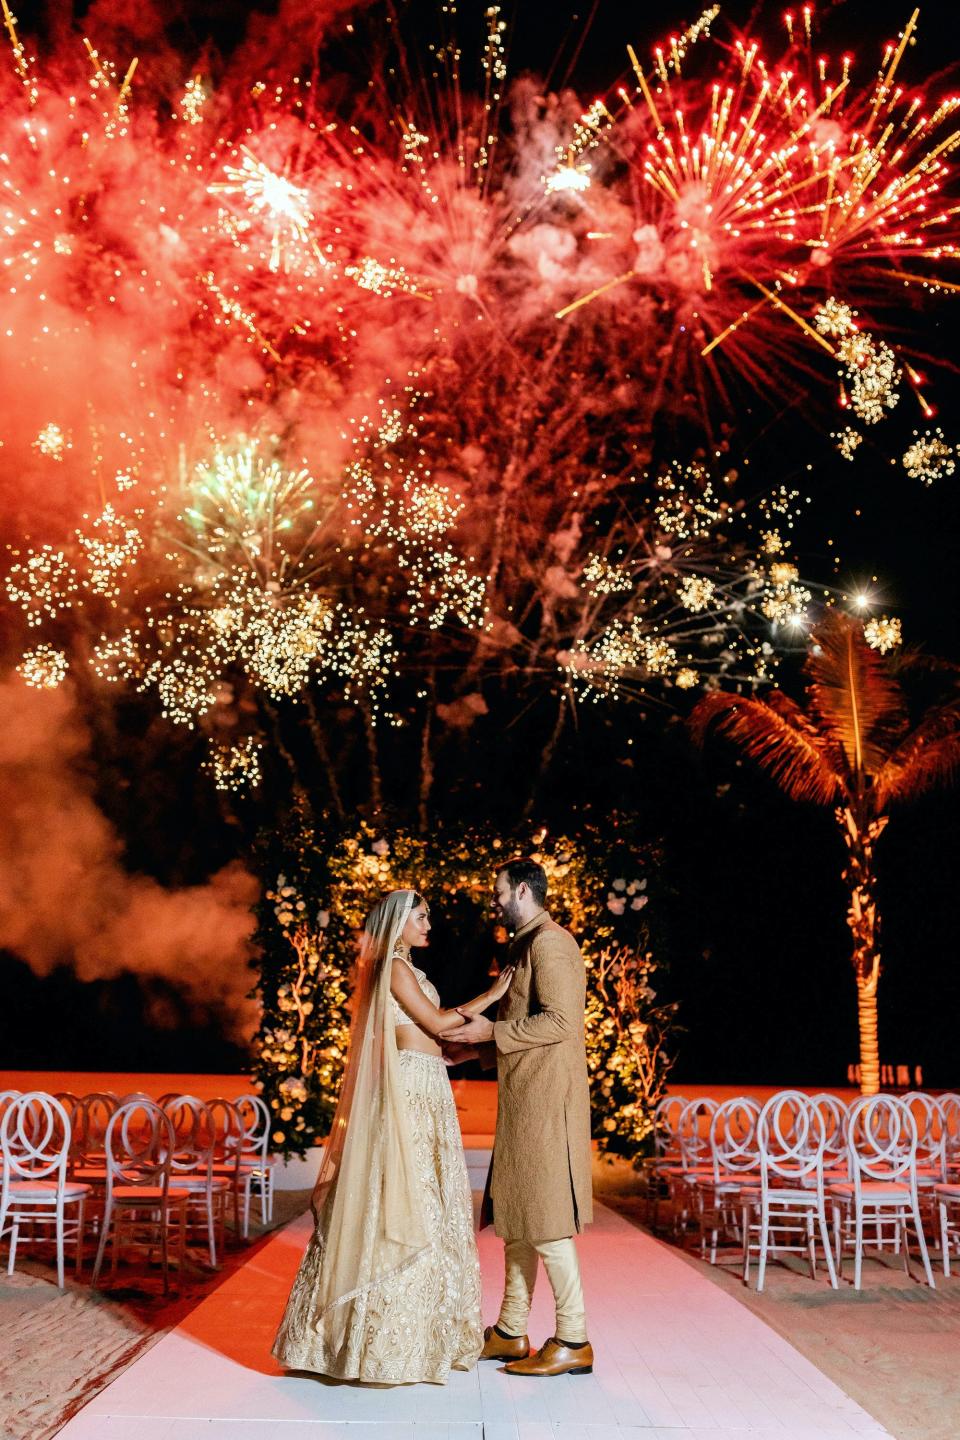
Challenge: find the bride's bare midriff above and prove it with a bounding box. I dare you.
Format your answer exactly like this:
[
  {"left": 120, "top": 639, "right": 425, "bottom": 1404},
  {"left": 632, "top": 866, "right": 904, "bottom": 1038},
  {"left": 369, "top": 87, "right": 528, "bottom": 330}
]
[{"left": 395, "top": 1024, "right": 443, "bottom": 1057}]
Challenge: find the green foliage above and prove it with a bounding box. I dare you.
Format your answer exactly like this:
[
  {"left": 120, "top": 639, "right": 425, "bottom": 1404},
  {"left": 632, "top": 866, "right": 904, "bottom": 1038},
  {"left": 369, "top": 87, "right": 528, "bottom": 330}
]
[{"left": 251, "top": 809, "right": 679, "bottom": 1161}]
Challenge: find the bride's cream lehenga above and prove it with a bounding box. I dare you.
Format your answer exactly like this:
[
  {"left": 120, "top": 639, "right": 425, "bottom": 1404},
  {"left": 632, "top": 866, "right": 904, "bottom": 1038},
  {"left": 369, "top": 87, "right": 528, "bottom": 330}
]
[{"left": 273, "top": 961, "right": 483, "bottom": 1385}]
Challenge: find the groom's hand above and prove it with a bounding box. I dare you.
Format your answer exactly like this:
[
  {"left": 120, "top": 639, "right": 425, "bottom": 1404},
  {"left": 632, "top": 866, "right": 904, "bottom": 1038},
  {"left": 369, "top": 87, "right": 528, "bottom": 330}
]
[
  {"left": 445, "top": 1010, "right": 495, "bottom": 1044},
  {"left": 441, "top": 1040, "right": 479, "bottom": 1066}
]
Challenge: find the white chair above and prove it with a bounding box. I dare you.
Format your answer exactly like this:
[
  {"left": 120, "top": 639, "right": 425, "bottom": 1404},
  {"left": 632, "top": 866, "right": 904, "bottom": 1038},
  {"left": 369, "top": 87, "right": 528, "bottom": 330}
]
[
  {"left": 92, "top": 1100, "right": 189, "bottom": 1294},
  {"left": 72, "top": 1092, "right": 119, "bottom": 1172},
  {"left": 162, "top": 1096, "right": 231, "bottom": 1268},
  {"left": 695, "top": 1096, "right": 761, "bottom": 1263},
  {"left": 931, "top": 1094, "right": 960, "bottom": 1275},
  {"left": 940, "top": 1094, "right": 960, "bottom": 1180},
  {"left": 662, "top": 1097, "right": 718, "bottom": 1240},
  {"left": 743, "top": 1091, "right": 838, "bottom": 1292},
  {"left": 808, "top": 1092, "right": 849, "bottom": 1181},
  {"left": 0, "top": 1092, "right": 91, "bottom": 1289},
  {"left": 829, "top": 1094, "right": 935, "bottom": 1290},
  {"left": 234, "top": 1093, "right": 277, "bottom": 1231},
  {"left": 902, "top": 1092, "right": 947, "bottom": 1192},
  {"left": 207, "top": 1097, "right": 255, "bottom": 1241}
]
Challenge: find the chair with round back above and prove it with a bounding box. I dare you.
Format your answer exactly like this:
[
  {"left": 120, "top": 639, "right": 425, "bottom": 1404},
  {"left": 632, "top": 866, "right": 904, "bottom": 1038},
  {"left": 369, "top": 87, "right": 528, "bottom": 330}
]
[
  {"left": 648, "top": 1093, "right": 687, "bottom": 1230},
  {"left": 931, "top": 1094, "right": 960, "bottom": 1275},
  {"left": 92, "top": 1099, "right": 189, "bottom": 1294},
  {"left": 160, "top": 1095, "right": 230, "bottom": 1268},
  {"left": 207, "top": 1097, "right": 252, "bottom": 1241},
  {"left": 808, "top": 1093, "right": 849, "bottom": 1180},
  {"left": 661, "top": 1096, "right": 719, "bottom": 1241},
  {"left": 74, "top": 1092, "right": 120, "bottom": 1169},
  {"left": 743, "top": 1090, "right": 838, "bottom": 1292},
  {"left": 695, "top": 1096, "right": 762, "bottom": 1263},
  {"left": 939, "top": 1094, "right": 960, "bottom": 1181},
  {"left": 901, "top": 1092, "right": 947, "bottom": 1191},
  {"left": 0, "top": 1092, "right": 91, "bottom": 1288},
  {"left": 829, "top": 1094, "right": 935, "bottom": 1290},
  {"left": 234, "top": 1093, "right": 276, "bottom": 1231}
]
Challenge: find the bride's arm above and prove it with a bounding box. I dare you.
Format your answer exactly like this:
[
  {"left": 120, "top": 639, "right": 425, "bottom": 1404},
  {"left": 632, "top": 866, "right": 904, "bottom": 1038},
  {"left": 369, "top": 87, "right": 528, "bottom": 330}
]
[{"left": 390, "top": 960, "right": 513, "bottom": 1038}]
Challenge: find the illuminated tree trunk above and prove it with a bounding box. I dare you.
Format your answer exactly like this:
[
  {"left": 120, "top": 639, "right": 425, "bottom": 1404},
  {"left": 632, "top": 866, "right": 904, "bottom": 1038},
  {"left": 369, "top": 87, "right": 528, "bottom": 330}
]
[{"left": 838, "top": 805, "right": 888, "bottom": 1096}]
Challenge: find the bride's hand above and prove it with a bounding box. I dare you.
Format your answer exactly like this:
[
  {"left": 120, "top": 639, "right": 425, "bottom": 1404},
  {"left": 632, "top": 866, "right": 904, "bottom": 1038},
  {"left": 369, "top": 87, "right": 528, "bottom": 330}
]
[{"left": 485, "top": 964, "right": 515, "bottom": 1005}]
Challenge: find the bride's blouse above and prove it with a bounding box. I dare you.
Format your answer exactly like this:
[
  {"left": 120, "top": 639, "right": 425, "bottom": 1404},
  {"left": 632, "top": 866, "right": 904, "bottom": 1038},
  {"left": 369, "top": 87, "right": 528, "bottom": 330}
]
[{"left": 390, "top": 961, "right": 442, "bottom": 1029}]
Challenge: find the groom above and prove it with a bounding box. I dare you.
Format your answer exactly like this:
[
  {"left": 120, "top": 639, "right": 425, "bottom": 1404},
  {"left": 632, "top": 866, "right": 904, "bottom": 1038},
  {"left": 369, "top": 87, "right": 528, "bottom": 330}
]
[{"left": 442, "top": 858, "right": 594, "bottom": 1377}]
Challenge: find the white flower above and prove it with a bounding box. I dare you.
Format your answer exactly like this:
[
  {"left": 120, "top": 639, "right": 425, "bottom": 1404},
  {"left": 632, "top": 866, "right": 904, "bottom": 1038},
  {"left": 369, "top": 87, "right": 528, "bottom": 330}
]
[
  {"left": 612, "top": 878, "right": 626, "bottom": 891},
  {"left": 607, "top": 896, "right": 626, "bottom": 915},
  {"left": 318, "top": 909, "right": 330, "bottom": 928},
  {"left": 372, "top": 838, "right": 390, "bottom": 856},
  {"left": 630, "top": 896, "right": 648, "bottom": 911}
]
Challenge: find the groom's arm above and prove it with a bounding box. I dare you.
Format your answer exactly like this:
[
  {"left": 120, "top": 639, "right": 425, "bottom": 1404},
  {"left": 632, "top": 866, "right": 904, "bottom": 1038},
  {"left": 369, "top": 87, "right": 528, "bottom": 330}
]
[{"left": 493, "top": 933, "right": 583, "bottom": 1054}]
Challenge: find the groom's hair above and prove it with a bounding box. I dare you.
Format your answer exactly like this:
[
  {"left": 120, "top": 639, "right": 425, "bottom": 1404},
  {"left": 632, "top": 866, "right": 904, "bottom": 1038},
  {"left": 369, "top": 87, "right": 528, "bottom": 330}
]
[{"left": 496, "top": 858, "right": 548, "bottom": 907}]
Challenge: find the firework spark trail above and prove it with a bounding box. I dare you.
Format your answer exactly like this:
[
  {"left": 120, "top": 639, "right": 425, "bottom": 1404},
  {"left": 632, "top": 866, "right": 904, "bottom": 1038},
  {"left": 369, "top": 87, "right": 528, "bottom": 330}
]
[
  {"left": 557, "top": 6, "right": 960, "bottom": 412},
  {"left": 0, "top": 3, "right": 939, "bottom": 790}
]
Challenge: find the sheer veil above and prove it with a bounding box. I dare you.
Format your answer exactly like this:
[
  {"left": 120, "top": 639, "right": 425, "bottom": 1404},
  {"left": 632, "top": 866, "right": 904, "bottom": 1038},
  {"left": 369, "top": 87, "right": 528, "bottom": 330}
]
[{"left": 308, "top": 889, "right": 429, "bottom": 1348}]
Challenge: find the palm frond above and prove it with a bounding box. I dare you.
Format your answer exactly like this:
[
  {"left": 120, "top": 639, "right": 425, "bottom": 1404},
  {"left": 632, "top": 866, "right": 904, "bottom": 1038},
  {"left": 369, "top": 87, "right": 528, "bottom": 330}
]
[
  {"left": 690, "top": 692, "right": 841, "bottom": 804},
  {"left": 874, "top": 705, "right": 960, "bottom": 807},
  {"left": 805, "top": 613, "right": 907, "bottom": 779}
]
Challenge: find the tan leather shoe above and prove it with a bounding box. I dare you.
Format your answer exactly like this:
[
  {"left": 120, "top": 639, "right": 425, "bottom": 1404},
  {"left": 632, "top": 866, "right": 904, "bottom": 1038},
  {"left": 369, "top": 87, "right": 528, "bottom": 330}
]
[
  {"left": 504, "top": 1337, "right": 594, "bottom": 1376},
  {"left": 479, "top": 1325, "right": 530, "bottom": 1361}
]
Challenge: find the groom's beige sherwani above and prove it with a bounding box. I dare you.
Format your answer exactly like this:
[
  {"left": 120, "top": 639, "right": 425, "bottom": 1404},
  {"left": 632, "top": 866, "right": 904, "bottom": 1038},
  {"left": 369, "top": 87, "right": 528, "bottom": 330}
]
[{"left": 481, "top": 912, "right": 593, "bottom": 1242}]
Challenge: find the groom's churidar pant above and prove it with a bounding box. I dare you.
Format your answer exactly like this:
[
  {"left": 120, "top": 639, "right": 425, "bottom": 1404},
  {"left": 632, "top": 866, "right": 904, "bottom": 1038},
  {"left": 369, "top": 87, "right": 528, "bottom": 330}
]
[{"left": 497, "top": 1236, "right": 587, "bottom": 1343}]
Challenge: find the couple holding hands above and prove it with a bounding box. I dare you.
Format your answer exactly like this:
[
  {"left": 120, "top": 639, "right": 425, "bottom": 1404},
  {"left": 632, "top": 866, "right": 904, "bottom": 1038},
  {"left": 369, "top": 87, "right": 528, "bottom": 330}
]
[{"left": 273, "top": 857, "right": 594, "bottom": 1385}]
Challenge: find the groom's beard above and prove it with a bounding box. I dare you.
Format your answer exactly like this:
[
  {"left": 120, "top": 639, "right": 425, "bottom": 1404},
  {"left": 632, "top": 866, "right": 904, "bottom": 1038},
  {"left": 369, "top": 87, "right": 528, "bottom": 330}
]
[{"left": 499, "top": 896, "right": 523, "bottom": 932}]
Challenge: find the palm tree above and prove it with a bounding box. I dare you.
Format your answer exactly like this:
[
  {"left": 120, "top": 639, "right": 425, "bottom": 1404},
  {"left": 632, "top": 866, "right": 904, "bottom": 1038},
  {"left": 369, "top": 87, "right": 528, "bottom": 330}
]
[{"left": 690, "top": 612, "right": 960, "bottom": 1094}]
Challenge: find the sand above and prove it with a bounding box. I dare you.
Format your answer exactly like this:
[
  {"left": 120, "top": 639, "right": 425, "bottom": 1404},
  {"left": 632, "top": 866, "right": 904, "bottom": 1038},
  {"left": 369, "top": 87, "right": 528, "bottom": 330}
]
[
  {"left": 0, "top": 1189, "right": 311, "bottom": 1440},
  {"left": 604, "top": 1183, "right": 960, "bottom": 1440},
  {"left": 3, "top": 1147, "right": 958, "bottom": 1440}
]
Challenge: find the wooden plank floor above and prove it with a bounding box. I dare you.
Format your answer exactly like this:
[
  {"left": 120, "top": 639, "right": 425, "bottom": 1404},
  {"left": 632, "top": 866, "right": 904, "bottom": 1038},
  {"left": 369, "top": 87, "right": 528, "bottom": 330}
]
[{"left": 55, "top": 1201, "right": 893, "bottom": 1440}]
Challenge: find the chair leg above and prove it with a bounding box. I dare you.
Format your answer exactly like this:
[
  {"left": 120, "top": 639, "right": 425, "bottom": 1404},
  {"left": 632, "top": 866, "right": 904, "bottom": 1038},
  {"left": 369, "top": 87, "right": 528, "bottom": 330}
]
[
  {"left": 819, "top": 1210, "right": 838, "bottom": 1289},
  {"left": 76, "top": 1199, "right": 85, "bottom": 1276},
  {"left": 741, "top": 1203, "right": 751, "bottom": 1284},
  {"left": 806, "top": 1214, "right": 816, "bottom": 1279},
  {"left": 832, "top": 1202, "right": 843, "bottom": 1280},
  {"left": 111, "top": 1212, "right": 121, "bottom": 1278},
  {"left": 92, "top": 1202, "right": 112, "bottom": 1285},
  {"left": 757, "top": 1210, "right": 770, "bottom": 1293},
  {"left": 56, "top": 1201, "right": 66, "bottom": 1291},
  {"left": 853, "top": 1211, "right": 864, "bottom": 1291},
  {"left": 913, "top": 1201, "right": 936, "bottom": 1289},
  {"left": 940, "top": 1201, "right": 951, "bottom": 1278},
  {"left": 160, "top": 1203, "right": 170, "bottom": 1296},
  {"left": 206, "top": 1191, "right": 217, "bottom": 1268}
]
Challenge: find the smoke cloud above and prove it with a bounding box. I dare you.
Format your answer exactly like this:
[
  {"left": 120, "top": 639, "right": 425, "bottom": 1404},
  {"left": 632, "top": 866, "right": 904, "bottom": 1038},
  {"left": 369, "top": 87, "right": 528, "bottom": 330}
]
[{"left": 0, "top": 676, "right": 259, "bottom": 1038}]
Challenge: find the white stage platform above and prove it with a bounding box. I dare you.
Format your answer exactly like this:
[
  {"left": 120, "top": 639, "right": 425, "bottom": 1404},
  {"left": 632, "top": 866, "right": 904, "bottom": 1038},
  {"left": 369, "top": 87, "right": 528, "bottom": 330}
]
[{"left": 56, "top": 1203, "right": 892, "bottom": 1440}]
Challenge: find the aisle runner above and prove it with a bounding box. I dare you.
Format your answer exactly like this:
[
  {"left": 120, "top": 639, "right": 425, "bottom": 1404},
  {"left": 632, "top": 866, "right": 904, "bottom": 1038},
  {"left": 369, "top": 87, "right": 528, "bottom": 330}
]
[{"left": 56, "top": 1203, "right": 892, "bottom": 1440}]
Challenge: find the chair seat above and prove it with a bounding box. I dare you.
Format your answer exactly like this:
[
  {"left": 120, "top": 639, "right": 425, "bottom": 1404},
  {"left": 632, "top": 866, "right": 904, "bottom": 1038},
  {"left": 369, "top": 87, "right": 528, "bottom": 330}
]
[
  {"left": 7, "top": 1180, "right": 92, "bottom": 1200},
  {"left": 109, "top": 1186, "right": 192, "bottom": 1202},
  {"left": 829, "top": 1181, "right": 910, "bottom": 1199},
  {"left": 169, "top": 1174, "right": 232, "bottom": 1191},
  {"left": 211, "top": 1164, "right": 256, "bottom": 1178},
  {"left": 934, "top": 1183, "right": 960, "bottom": 1197},
  {"left": 755, "top": 1188, "right": 823, "bottom": 1205},
  {"left": 70, "top": 1166, "right": 107, "bottom": 1182}
]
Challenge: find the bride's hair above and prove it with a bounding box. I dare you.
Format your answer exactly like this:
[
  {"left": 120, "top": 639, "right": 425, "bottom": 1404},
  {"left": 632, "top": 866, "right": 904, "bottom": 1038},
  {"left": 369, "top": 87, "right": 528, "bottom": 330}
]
[{"left": 360, "top": 889, "right": 427, "bottom": 970}]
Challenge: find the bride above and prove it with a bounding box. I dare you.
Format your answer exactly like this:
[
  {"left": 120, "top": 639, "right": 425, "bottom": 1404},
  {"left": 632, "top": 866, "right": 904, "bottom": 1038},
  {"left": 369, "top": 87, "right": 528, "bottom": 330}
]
[{"left": 273, "top": 888, "right": 513, "bottom": 1384}]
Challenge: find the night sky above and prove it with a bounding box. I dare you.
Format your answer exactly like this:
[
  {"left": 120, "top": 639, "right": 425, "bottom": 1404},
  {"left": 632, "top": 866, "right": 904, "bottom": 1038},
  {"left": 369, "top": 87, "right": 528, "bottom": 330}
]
[{"left": 2, "top": 0, "right": 958, "bottom": 1087}]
